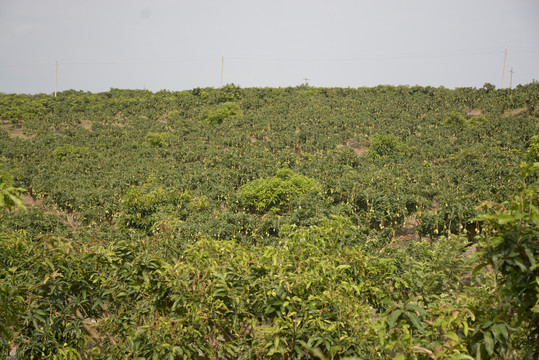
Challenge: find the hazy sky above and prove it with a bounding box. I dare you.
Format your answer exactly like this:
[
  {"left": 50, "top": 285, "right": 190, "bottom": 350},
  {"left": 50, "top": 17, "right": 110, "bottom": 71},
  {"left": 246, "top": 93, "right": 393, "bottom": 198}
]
[{"left": 1, "top": 0, "right": 538, "bottom": 94}]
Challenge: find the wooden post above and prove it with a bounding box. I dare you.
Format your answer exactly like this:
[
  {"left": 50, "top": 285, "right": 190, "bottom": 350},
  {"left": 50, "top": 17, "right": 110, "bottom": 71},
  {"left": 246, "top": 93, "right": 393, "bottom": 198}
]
[
  {"left": 501, "top": 48, "right": 507, "bottom": 89},
  {"left": 55, "top": 60, "right": 58, "bottom": 97},
  {"left": 510, "top": 67, "right": 514, "bottom": 89},
  {"left": 220, "top": 56, "right": 224, "bottom": 88}
]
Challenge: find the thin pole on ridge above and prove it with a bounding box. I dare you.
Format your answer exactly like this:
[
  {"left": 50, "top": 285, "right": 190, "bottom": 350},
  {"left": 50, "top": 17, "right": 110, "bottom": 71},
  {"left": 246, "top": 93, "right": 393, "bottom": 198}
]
[
  {"left": 55, "top": 60, "right": 58, "bottom": 97},
  {"left": 220, "top": 56, "right": 224, "bottom": 88},
  {"left": 501, "top": 48, "right": 507, "bottom": 89},
  {"left": 510, "top": 67, "right": 514, "bottom": 89}
]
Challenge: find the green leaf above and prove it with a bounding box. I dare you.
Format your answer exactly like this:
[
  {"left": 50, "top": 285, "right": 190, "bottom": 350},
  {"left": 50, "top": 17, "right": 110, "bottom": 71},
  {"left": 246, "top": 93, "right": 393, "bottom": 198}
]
[
  {"left": 492, "top": 323, "right": 508, "bottom": 340},
  {"left": 513, "top": 259, "right": 528, "bottom": 272},
  {"left": 524, "top": 248, "right": 536, "bottom": 270},
  {"left": 448, "top": 354, "right": 474, "bottom": 360},
  {"left": 497, "top": 214, "right": 515, "bottom": 224},
  {"left": 480, "top": 321, "right": 493, "bottom": 329},
  {"left": 483, "top": 332, "right": 494, "bottom": 355},
  {"left": 405, "top": 303, "right": 427, "bottom": 316},
  {"left": 389, "top": 309, "right": 402, "bottom": 328},
  {"left": 446, "top": 331, "right": 459, "bottom": 342},
  {"left": 472, "top": 262, "right": 487, "bottom": 276},
  {"left": 404, "top": 311, "right": 423, "bottom": 331}
]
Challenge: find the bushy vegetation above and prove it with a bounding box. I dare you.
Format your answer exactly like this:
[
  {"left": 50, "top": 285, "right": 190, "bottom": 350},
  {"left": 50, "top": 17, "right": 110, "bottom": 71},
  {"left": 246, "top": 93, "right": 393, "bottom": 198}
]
[
  {"left": 0, "top": 169, "right": 26, "bottom": 210},
  {"left": 0, "top": 83, "right": 538, "bottom": 359},
  {"left": 145, "top": 131, "right": 173, "bottom": 147},
  {"left": 119, "top": 183, "right": 192, "bottom": 233},
  {"left": 201, "top": 101, "right": 243, "bottom": 125},
  {"left": 53, "top": 144, "right": 90, "bottom": 161},
  {"left": 526, "top": 134, "right": 539, "bottom": 162},
  {"left": 474, "top": 162, "right": 539, "bottom": 359},
  {"left": 239, "top": 168, "right": 319, "bottom": 214},
  {"left": 366, "top": 134, "right": 409, "bottom": 160}
]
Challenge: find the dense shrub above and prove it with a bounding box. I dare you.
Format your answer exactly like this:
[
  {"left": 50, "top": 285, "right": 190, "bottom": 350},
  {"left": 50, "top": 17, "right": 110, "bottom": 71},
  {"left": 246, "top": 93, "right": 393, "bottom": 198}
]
[
  {"left": 239, "top": 168, "right": 319, "bottom": 214},
  {"left": 474, "top": 162, "right": 539, "bottom": 359},
  {"left": 0, "top": 94, "right": 49, "bottom": 125},
  {"left": 526, "top": 134, "right": 539, "bottom": 162},
  {"left": 201, "top": 101, "right": 243, "bottom": 125},
  {"left": 145, "top": 131, "right": 173, "bottom": 147},
  {"left": 0, "top": 169, "right": 26, "bottom": 210},
  {"left": 53, "top": 144, "right": 90, "bottom": 161},
  {"left": 442, "top": 111, "right": 467, "bottom": 127},
  {"left": 366, "top": 134, "right": 408, "bottom": 159},
  {"left": 119, "top": 184, "right": 191, "bottom": 233}
]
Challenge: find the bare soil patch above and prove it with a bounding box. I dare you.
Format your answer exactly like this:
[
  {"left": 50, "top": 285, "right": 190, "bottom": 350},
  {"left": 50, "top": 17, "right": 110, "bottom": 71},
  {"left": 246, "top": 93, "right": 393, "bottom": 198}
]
[
  {"left": 114, "top": 112, "right": 125, "bottom": 121},
  {"left": 390, "top": 216, "right": 421, "bottom": 247},
  {"left": 0, "top": 120, "right": 33, "bottom": 140},
  {"left": 337, "top": 139, "right": 368, "bottom": 157},
  {"left": 22, "top": 194, "right": 43, "bottom": 208},
  {"left": 502, "top": 107, "right": 526, "bottom": 117},
  {"left": 19, "top": 194, "right": 82, "bottom": 230},
  {"left": 79, "top": 118, "right": 93, "bottom": 131},
  {"left": 158, "top": 113, "right": 168, "bottom": 124},
  {"left": 466, "top": 109, "right": 482, "bottom": 116}
]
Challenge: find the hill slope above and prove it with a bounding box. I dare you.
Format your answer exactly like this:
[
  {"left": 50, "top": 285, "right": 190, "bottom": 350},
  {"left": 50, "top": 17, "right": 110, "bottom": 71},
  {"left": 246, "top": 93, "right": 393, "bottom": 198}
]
[{"left": 1, "top": 84, "right": 538, "bottom": 359}]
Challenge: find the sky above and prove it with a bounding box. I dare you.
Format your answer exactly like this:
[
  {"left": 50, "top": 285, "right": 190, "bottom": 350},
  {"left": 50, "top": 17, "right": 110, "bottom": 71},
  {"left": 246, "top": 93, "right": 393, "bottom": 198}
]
[{"left": 1, "top": 0, "right": 538, "bottom": 94}]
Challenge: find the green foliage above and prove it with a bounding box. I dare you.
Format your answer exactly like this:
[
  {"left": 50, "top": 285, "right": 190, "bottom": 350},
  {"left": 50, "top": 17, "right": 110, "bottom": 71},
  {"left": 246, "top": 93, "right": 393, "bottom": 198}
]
[
  {"left": 106, "top": 217, "right": 387, "bottom": 358},
  {"left": 375, "top": 235, "right": 480, "bottom": 359},
  {"left": 0, "top": 169, "right": 26, "bottom": 210},
  {"left": 442, "top": 111, "right": 467, "bottom": 128},
  {"left": 239, "top": 168, "right": 319, "bottom": 213},
  {"left": 0, "top": 94, "right": 49, "bottom": 125},
  {"left": 0, "top": 237, "right": 25, "bottom": 358},
  {"left": 0, "top": 208, "right": 67, "bottom": 238},
  {"left": 218, "top": 83, "right": 243, "bottom": 102},
  {"left": 467, "top": 320, "right": 514, "bottom": 360},
  {"left": 467, "top": 115, "right": 489, "bottom": 127},
  {"left": 0, "top": 231, "right": 97, "bottom": 359},
  {"left": 417, "top": 199, "right": 477, "bottom": 239},
  {"left": 201, "top": 101, "right": 243, "bottom": 125},
  {"left": 0, "top": 84, "right": 538, "bottom": 358},
  {"left": 53, "top": 144, "right": 90, "bottom": 161},
  {"left": 145, "top": 131, "right": 173, "bottom": 147},
  {"left": 378, "top": 299, "right": 476, "bottom": 360},
  {"left": 474, "top": 162, "right": 539, "bottom": 358},
  {"left": 526, "top": 134, "right": 539, "bottom": 162},
  {"left": 482, "top": 83, "right": 496, "bottom": 92},
  {"left": 366, "top": 134, "right": 408, "bottom": 160},
  {"left": 0, "top": 168, "right": 14, "bottom": 185},
  {"left": 119, "top": 184, "right": 191, "bottom": 233}
]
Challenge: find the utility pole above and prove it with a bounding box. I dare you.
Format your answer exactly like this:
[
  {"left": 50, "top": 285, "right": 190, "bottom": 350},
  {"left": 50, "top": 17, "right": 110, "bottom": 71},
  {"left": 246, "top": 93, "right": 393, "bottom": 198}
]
[
  {"left": 304, "top": 78, "right": 310, "bottom": 86},
  {"left": 501, "top": 48, "right": 507, "bottom": 89},
  {"left": 220, "top": 56, "right": 224, "bottom": 88},
  {"left": 55, "top": 60, "right": 58, "bottom": 97},
  {"left": 510, "top": 67, "right": 514, "bottom": 89}
]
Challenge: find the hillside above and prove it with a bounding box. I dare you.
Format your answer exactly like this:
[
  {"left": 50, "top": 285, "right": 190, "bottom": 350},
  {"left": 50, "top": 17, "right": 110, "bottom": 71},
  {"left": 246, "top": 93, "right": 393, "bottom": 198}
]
[{"left": 1, "top": 84, "right": 538, "bottom": 359}]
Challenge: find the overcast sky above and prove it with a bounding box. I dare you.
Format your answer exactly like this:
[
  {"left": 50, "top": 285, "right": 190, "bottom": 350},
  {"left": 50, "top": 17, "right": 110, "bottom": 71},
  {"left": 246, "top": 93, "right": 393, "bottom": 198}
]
[{"left": 1, "top": 0, "right": 538, "bottom": 94}]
